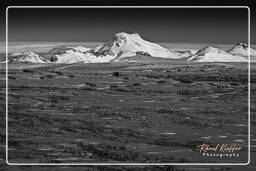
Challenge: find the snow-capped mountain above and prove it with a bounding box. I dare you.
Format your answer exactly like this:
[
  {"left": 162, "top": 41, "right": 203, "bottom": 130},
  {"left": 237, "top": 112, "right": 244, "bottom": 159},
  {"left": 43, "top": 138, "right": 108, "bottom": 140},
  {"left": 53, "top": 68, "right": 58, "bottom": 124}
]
[
  {"left": 90, "top": 32, "right": 178, "bottom": 61},
  {"left": 227, "top": 43, "right": 256, "bottom": 57},
  {"left": 51, "top": 32, "right": 179, "bottom": 63},
  {"left": 188, "top": 46, "right": 247, "bottom": 62},
  {"left": 54, "top": 48, "right": 114, "bottom": 63},
  {"left": 9, "top": 52, "right": 48, "bottom": 63},
  {"left": 48, "top": 45, "right": 93, "bottom": 63},
  {"left": 51, "top": 45, "right": 116, "bottom": 63}
]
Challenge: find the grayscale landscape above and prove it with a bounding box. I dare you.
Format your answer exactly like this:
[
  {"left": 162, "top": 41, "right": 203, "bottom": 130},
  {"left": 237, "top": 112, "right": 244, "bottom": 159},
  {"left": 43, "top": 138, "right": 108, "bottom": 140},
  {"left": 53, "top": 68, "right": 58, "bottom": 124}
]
[{"left": 1, "top": 6, "right": 255, "bottom": 171}]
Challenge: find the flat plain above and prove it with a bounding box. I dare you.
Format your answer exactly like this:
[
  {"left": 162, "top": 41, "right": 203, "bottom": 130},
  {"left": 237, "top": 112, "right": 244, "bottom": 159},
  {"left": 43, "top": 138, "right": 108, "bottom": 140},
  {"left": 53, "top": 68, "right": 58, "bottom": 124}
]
[{"left": 0, "top": 61, "right": 255, "bottom": 167}]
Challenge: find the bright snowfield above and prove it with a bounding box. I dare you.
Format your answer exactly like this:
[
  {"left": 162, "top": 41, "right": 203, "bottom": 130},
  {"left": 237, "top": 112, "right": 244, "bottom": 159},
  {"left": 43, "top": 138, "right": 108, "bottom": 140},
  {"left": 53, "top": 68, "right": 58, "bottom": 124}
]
[
  {"left": 188, "top": 46, "right": 247, "bottom": 62},
  {"left": 4, "top": 32, "right": 254, "bottom": 63},
  {"left": 9, "top": 52, "right": 48, "bottom": 63}
]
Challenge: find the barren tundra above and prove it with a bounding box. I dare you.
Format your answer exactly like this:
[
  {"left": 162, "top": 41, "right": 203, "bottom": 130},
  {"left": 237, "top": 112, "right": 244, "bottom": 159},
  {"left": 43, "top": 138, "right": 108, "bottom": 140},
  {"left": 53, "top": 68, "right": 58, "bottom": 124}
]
[{"left": 0, "top": 61, "right": 255, "bottom": 165}]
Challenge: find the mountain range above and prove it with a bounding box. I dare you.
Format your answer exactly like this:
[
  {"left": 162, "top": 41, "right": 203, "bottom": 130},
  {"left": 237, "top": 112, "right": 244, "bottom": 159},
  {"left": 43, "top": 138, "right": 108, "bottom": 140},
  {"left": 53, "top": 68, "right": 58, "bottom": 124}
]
[{"left": 5, "top": 32, "right": 254, "bottom": 63}]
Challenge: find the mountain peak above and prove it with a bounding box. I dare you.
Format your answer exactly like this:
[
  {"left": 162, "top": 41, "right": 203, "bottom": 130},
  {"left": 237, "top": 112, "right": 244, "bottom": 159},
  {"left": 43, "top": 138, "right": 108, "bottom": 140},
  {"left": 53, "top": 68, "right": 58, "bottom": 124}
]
[
  {"left": 91, "top": 32, "right": 178, "bottom": 60},
  {"left": 227, "top": 42, "right": 253, "bottom": 56},
  {"left": 115, "top": 32, "right": 141, "bottom": 38},
  {"left": 194, "top": 46, "right": 222, "bottom": 56},
  {"left": 9, "top": 51, "right": 48, "bottom": 63},
  {"left": 234, "top": 43, "right": 248, "bottom": 50},
  {"left": 189, "top": 46, "right": 247, "bottom": 62},
  {"left": 112, "top": 32, "right": 143, "bottom": 45}
]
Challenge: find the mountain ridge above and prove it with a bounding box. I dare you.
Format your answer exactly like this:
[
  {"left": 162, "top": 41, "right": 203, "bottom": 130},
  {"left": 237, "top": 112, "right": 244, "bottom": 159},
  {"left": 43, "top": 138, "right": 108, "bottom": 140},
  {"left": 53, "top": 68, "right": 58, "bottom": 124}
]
[{"left": 3, "top": 32, "right": 253, "bottom": 63}]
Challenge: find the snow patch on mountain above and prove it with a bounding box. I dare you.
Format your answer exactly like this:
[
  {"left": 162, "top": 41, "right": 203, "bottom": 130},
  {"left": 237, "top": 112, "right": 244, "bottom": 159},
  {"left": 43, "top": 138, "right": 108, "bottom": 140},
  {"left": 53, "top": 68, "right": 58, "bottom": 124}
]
[{"left": 188, "top": 46, "right": 247, "bottom": 62}]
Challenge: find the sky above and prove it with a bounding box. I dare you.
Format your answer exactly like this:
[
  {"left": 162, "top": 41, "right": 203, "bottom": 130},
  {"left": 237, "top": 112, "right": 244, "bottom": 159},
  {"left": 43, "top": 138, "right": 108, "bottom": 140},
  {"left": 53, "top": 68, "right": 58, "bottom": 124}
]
[{"left": 3, "top": 7, "right": 250, "bottom": 44}]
